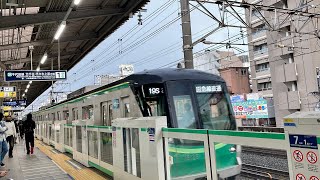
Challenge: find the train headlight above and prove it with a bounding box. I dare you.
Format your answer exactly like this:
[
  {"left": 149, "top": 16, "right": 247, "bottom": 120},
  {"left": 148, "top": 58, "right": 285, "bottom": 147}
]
[{"left": 229, "top": 145, "right": 236, "bottom": 152}]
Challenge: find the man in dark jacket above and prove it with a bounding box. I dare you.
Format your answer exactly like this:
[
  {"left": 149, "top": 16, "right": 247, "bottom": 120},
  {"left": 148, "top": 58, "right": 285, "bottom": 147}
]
[{"left": 23, "top": 114, "right": 35, "bottom": 155}]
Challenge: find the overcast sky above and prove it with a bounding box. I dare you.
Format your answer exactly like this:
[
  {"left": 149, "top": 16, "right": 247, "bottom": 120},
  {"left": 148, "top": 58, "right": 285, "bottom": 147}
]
[{"left": 24, "top": 0, "right": 247, "bottom": 113}]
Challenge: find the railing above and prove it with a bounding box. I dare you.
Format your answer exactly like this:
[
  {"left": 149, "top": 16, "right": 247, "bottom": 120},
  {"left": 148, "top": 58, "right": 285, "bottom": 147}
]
[
  {"left": 162, "top": 128, "right": 289, "bottom": 179},
  {"left": 253, "top": 48, "right": 268, "bottom": 57},
  {"left": 257, "top": 87, "right": 272, "bottom": 91},
  {"left": 252, "top": 30, "right": 267, "bottom": 40},
  {"left": 34, "top": 120, "right": 320, "bottom": 180},
  {"left": 256, "top": 67, "right": 270, "bottom": 73}
]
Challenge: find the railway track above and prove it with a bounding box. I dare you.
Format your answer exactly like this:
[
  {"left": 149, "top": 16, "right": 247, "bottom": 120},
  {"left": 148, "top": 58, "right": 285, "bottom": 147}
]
[
  {"left": 241, "top": 163, "right": 289, "bottom": 180},
  {"left": 241, "top": 146, "right": 287, "bottom": 158}
]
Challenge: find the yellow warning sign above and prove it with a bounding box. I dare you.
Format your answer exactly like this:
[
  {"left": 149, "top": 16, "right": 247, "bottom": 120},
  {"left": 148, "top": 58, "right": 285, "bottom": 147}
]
[
  {"left": 0, "top": 92, "right": 16, "bottom": 98},
  {"left": 284, "top": 118, "right": 294, "bottom": 123},
  {"left": 2, "top": 106, "right": 12, "bottom": 111}
]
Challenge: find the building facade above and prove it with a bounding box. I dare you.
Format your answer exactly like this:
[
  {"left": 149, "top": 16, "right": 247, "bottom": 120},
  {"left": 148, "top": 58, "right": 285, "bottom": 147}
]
[
  {"left": 246, "top": 0, "right": 320, "bottom": 126},
  {"left": 194, "top": 50, "right": 251, "bottom": 95},
  {"left": 219, "top": 67, "right": 251, "bottom": 95}
]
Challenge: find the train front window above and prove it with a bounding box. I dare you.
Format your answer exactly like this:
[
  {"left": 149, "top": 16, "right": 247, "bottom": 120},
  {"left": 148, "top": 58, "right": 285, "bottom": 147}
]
[
  {"left": 173, "top": 95, "right": 196, "bottom": 129},
  {"left": 141, "top": 84, "right": 167, "bottom": 116},
  {"left": 195, "top": 84, "right": 232, "bottom": 130}
]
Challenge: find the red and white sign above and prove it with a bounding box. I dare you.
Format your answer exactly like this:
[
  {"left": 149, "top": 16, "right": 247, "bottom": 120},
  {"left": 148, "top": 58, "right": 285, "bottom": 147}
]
[
  {"left": 310, "top": 176, "right": 319, "bottom": 180},
  {"left": 296, "top": 174, "right": 306, "bottom": 180},
  {"left": 238, "top": 106, "right": 244, "bottom": 111},
  {"left": 293, "top": 150, "right": 304, "bottom": 162},
  {"left": 307, "top": 151, "right": 318, "bottom": 164}
]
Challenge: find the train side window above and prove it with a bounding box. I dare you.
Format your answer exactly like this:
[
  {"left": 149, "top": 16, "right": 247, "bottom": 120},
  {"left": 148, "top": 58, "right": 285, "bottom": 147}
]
[
  {"left": 101, "top": 101, "right": 112, "bottom": 126},
  {"left": 173, "top": 95, "right": 196, "bottom": 129},
  {"left": 72, "top": 108, "right": 78, "bottom": 120},
  {"left": 63, "top": 110, "right": 69, "bottom": 120},
  {"left": 124, "top": 103, "right": 130, "bottom": 117},
  {"left": 82, "top": 105, "right": 94, "bottom": 120},
  {"left": 109, "top": 104, "right": 113, "bottom": 122}
]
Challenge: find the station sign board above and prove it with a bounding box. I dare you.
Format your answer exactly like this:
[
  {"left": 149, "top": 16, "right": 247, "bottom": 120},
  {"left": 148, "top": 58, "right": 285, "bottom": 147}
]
[
  {"left": 0, "top": 86, "right": 16, "bottom": 92},
  {"left": 289, "top": 134, "right": 319, "bottom": 180},
  {"left": 2, "top": 106, "right": 25, "bottom": 111},
  {"left": 3, "top": 100, "right": 26, "bottom": 107},
  {"left": 4, "top": 70, "right": 67, "bottom": 82},
  {"left": 0, "top": 92, "right": 16, "bottom": 98}
]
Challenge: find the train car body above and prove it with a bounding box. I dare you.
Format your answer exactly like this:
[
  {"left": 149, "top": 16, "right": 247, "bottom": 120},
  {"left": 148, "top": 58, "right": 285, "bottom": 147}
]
[{"left": 33, "top": 68, "right": 241, "bottom": 179}]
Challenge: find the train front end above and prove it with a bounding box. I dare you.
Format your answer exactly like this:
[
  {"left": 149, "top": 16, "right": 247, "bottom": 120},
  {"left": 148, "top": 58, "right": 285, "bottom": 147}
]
[{"left": 166, "top": 81, "right": 241, "bottom": 179}]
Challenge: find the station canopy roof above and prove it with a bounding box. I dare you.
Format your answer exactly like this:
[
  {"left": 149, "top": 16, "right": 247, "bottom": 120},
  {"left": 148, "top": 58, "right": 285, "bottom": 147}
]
[{"left": 0, "top": 0, "right": 148, "bottom": 105}]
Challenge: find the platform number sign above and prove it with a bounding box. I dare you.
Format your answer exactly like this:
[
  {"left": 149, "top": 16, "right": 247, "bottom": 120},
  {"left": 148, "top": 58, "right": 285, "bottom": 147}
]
[{"left": 289, "top": 134, "right": 319, "bottom": 180}]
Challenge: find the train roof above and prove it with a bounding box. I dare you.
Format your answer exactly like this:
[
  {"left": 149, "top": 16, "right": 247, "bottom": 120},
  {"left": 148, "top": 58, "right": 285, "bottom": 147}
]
[
  {"left": 124, "top": 68, "right": 225, "bottom": 84},
  {"left": 36, "top": 68, "right": 225, "bottom": 111}
]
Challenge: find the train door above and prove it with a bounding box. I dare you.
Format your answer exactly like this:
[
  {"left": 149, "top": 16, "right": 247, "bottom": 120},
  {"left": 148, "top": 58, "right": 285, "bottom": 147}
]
[
  {"left": 121, "top": 96, "right": 130, "bottom": 118},
  {"left": 101, "top": 101, "right": 112, "bottom": 126}
]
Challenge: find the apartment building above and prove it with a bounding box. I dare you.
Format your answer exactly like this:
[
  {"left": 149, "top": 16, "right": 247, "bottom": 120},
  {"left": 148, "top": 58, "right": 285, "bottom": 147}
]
[
  {"left": 246, "top": 0, "right": 320, "bottom": 126},
  {"left": 194, "top": 50, "right": 251, "bottom": 94}
]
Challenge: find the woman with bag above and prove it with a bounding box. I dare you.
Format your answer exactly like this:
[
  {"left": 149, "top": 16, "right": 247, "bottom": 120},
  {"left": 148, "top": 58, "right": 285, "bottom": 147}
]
[{"left": 5, "top": 116, "right": 17, "bottom": 158}]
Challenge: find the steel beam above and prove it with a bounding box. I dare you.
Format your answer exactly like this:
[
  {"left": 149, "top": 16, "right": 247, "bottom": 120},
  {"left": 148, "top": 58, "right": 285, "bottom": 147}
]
[
  {"left": 68, "top": 0, "right": 145, "bottom": 69},
  {"left": 0, "top": 8, "right": 125, "bottom": 30},
  {"left": 4, "top": 50, "right": 81, "bottom": 65},
  {"left": 0, "top": 32, "right": 98, "bottom": 51}
]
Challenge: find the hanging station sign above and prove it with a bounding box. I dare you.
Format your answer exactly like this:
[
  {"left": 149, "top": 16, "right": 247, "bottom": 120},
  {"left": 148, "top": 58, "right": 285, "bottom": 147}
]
[
  {"left": 3, "top": 100, "right": 26, "bottom": 107},
  {"left": 0, "top": 86, "right": 16, "bottom": 98},
  {"left": 4, "top": 70, "right": 67, "bottom": 81}
]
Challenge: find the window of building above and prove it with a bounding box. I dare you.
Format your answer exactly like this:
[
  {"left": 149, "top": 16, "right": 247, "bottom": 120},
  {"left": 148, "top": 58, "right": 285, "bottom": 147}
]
[
  {"left": 254, "top": 43, "right": 268, "bottom": 54},
  {"left": 57, "top": 111, "right": 61, "bottom": 120},
  {"left": 256, "top": 62, "right": 270, "bottom": 72},
  {"left": 287, "top": 81, "right": 298, "bottom": 91},
  {"left": 252, "top": 24, "right": 267, "bottom": 36},
  {"left": 82, "top": 105, "right": 94, "bottom": 120},
  {"left": 258, "top": 82, "right": 272, "bottom": 91},
  {"left": 241, "top": 68, "right": 247, "bottom": 75},
  {"left": 252, "top": 8, "right": 262, "bottom": 18}
]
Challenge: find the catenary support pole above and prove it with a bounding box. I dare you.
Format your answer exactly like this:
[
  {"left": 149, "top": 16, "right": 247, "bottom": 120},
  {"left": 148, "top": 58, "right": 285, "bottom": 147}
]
[{"left": 180, "top": 0, "right": 194, "bottom": 69}]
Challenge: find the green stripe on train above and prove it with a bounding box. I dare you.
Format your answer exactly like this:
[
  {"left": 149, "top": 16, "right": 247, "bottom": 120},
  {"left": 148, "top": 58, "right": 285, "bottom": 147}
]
[
  {"left": 169, "top": 143, "right": 226, "bottom": 153},
  {"left": 87, "top": 125, "right": 112, "bottom": 129},
  {"left": 209, "top": 130, "right": 285, "bottom": 140},
  {"left": 318, "top": 137, "right": 320, "bottom": 145},
  {"left": 162, "top": 128, "right": 207, "bottom": 134},
  {"left": 88, "top": 161, "right": 113, "bottom": 177}
]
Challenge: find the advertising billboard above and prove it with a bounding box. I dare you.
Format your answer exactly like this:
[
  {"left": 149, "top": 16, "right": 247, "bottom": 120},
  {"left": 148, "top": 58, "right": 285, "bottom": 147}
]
[{"left": 232, "top": 99, "right": 268, "bottom": 119}]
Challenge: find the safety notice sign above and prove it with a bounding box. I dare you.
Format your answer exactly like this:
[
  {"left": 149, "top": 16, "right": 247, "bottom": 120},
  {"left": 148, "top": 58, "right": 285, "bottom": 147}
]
[
  {"left": 294, "top": 150, "right": 304, "bottom": 162},
  {"left": 289, "top": 134, "right": 319, "bottom": 180},
  {"left": 307, "top": 151, "right": 318, "bottom": 164},
  {"left": 310, "top": 176, "right": 319, "bottom": 180},
  {"left": 296, "top": 174, "right": 306, "bottom": 180}
]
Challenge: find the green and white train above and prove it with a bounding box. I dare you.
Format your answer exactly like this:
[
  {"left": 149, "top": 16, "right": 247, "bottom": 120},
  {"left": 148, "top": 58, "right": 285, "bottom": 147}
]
[{"left": 33, "top": 68, "right": 241, "bottom": 179}]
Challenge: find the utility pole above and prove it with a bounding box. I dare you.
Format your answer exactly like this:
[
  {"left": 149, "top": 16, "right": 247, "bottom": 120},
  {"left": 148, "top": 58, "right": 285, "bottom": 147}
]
[{"left": 180, "top": 0, "right": 194, "bottom": 69}]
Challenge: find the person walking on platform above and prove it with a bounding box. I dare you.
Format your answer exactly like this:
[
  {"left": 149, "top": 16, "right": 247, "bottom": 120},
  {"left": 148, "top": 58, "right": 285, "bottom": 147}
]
[
  {"left": 23, "top": 114, "right": 35, "bottom": 155},
  {"left": 5, "top": 116, "right": 17, "bottom": 158},
  {"left": 0, "top": 113, "right": 8, "bottom": 167}
]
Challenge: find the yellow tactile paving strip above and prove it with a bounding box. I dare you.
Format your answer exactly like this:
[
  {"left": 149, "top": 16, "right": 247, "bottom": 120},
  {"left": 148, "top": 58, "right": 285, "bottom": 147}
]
[{"left": 35, "top": 140, "right": 110, "bottom": 180}]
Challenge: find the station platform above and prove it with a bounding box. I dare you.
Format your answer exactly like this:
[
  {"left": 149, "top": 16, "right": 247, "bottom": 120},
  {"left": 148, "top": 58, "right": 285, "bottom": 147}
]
[{"left": 2, "top": 138, "right": 110, "bottom": 180}]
